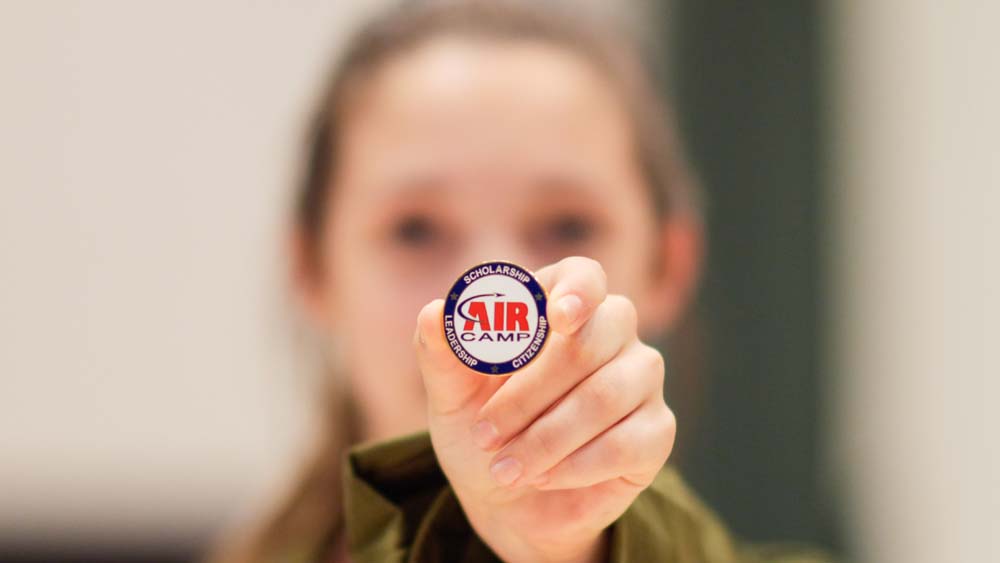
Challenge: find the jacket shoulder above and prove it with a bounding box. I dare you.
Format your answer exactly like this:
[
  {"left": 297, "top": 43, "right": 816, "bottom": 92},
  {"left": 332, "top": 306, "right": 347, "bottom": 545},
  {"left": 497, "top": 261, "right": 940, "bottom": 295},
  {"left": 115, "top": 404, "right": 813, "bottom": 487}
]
[
  {"left": 341, "top": 429, "right": 837, "bottom": 563},
  {"left": 613, "top": 466, "right": 837, "bottom": 562}
]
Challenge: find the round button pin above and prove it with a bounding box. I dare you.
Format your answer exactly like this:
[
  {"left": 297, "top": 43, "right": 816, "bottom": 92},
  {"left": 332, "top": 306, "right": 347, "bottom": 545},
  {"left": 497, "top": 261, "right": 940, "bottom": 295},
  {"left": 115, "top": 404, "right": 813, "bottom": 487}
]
[{"left": 442, "top": 260, "right": 550, "bottom": 375}]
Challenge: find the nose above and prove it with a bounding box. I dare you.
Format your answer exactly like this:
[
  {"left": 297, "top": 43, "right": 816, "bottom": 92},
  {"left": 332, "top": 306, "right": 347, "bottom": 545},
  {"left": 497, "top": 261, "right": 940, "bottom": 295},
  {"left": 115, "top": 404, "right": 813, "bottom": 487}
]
[{"left": 462, "top": 233, "right": 536, "bottom": 272}]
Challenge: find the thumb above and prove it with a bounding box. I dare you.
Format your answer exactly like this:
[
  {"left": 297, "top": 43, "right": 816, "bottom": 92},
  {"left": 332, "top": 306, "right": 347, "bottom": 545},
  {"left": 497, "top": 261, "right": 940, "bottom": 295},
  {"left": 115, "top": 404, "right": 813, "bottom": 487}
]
[{"left": 414, "top": 298, "right": 493, "bottom": 419}]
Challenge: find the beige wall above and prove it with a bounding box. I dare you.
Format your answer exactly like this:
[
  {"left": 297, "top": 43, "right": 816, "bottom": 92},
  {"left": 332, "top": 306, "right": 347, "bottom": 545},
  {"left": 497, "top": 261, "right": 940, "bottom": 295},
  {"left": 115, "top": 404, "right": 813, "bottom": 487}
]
[
  {"left": 0, "top": 0, "right": 993, "bottom": 559},
  {"left": 829, "top": 0, "right": 996, "bottom": 561},
  {"left": 0, "top": 1, "right": 386, "bottom": 546},
  {"left": 0, "top": 0, "right": 652, "bottom": 549}
]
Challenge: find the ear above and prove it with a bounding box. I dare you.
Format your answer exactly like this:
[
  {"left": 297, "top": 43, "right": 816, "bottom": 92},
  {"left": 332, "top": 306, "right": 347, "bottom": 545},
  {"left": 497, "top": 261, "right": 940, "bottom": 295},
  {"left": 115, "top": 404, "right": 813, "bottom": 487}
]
[
  {"left": 288, "top": 227, "right": 336, "bottom": 333},
  {"left": 638, "top": 213, "right": 705, "bottom": 337}
]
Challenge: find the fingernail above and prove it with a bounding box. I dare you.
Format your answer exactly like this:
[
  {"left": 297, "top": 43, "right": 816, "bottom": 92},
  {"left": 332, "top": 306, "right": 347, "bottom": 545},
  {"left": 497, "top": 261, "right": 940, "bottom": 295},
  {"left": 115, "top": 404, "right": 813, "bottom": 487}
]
[
  {"left": 557, "top": 294, "right": 583, "bottom": 327},
  {"left": 471, "top": 420, "right": 499, "bottom": 450},
  {"left": 490, "top": 456, "right": 523, "bottom": 486}
]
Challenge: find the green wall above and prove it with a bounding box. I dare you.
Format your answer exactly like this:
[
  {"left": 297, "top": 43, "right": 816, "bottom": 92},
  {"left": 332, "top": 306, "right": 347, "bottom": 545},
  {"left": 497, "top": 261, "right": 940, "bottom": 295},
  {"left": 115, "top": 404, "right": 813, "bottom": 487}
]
[{"left": 660, "top": 0, "right": 841, "bottom": 553}]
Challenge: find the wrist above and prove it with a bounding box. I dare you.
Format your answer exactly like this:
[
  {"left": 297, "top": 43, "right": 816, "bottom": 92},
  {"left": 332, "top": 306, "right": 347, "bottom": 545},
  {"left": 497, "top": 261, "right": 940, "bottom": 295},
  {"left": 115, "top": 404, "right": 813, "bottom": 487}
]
[
  {"left": 460, "top": 497, "right": 610, "bottom": 563},
  {"left": 534, "top": 530, "right": 609, "bottom": 563}
]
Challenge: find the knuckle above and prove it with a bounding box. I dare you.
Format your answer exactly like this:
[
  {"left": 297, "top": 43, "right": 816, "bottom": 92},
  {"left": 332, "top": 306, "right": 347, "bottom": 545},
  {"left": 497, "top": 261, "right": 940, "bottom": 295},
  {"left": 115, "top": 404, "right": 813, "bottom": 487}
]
[
  {"left": 661, "top": 402, "right": 677, "bottom": 433},
  {"left": 563, "top": 321, "right": 601, "bottom": 369},
  {"left": 607, "top": 294, "right": 638, "bottom": 333},
  {"left": 565, "top": 256, "right": 607, "bottom": 288},
  {"left": 639, "top": 343, "right": 666, "bottom": 379},
  {"left": 418, "top": 298, "right": 437, "bottom": 319},
  {"left": 530, "top": 423, "right": 562, "bottom": 461},
  {"left": 606, "top": 433, "right": 635, "bottom": 467},
  {"left": 482, "top": 397, "right": 529, "bottom": 439},
  {"left": 623, "top": 299, "right": 638, "bottom": 332},
  {"left": 565, "top": 255, "right": 599, "bottom": 272},
  {"left": 417, "top": 300, "right": 440, "bottom": 331},
  {"left": 558, "top": 330, "right": 587, "bottom": 364},
  {"left": 583, "top": 256, "right": 608, "bottom": 287},
  {"left": 666, "top": 409, "right": 678, "bottom": 444},
  {"left": 654, "top": 405, "right": 677, "bottom": 463},
  {"left": 663, "top": 399, "right": 676, "bottom": 423},
  {"left": 581, "top": 369, "right": 621, "bottom": 415}
]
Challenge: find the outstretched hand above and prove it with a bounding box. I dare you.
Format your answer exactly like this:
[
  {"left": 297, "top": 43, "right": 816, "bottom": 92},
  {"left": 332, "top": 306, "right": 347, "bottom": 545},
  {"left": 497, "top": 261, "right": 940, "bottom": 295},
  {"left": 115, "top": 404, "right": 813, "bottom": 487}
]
[{"left": 414, "top": 256, "right": 676, "bottom": 563}]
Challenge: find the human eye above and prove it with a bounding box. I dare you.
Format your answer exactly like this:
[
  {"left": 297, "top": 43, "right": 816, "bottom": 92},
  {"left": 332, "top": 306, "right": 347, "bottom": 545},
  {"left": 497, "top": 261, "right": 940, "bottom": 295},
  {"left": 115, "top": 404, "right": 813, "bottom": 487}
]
[
  {"left": 545, "top": 214, "right": 596, "bottom": 245},
  {"left": 527, "top": 212, "right": 603, "bottom": 257},
  {"left": 532, "top": 213, "right": 598, "bottom": 248},
  {"left": 391, "top": 214, "right": 440, "bottom": 247},
  {"left": 386, "top": 212, "right": 453, "bottom": 252}
]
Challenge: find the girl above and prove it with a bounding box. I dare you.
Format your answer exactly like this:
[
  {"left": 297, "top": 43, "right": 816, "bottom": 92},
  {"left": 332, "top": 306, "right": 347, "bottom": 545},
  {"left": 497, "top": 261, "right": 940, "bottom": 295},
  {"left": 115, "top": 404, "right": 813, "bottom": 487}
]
[{"left": 210, "top": 2, "right": 831, "bottom": 562}]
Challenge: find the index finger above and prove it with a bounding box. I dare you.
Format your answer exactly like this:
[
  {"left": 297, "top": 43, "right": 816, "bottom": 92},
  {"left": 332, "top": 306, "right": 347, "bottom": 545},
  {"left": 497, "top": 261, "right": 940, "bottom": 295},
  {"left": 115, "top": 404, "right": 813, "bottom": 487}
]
[
  {"left": 414, "top": 298, "right": 491, "bottom": 419},
  {"left": 535, "top": 256, "right": 608, "bottom": 335}
]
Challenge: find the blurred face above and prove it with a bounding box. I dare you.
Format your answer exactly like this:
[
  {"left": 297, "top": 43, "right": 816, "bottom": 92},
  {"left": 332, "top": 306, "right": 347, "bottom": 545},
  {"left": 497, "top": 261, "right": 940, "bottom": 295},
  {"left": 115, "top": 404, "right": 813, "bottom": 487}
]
[{"left": 300, "top": 37, "right": 692, "bottom": 440}]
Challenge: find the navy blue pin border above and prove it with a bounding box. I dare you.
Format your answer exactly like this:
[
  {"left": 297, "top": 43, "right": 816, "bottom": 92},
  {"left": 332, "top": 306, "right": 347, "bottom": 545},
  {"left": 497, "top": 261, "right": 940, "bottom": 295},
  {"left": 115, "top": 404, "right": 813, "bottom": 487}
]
[{"left": 442, "top": 260, "right": 549, "bottom": 375}]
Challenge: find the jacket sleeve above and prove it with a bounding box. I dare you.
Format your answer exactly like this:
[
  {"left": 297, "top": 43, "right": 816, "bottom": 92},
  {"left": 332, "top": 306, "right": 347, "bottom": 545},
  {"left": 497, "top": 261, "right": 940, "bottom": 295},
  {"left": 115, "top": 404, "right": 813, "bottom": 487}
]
[
  {"left": 608, "top": 460, "right": 836, "bottom": 563},
  {"left": 340, "top": 428, "right": 836, "bottom": 563}
]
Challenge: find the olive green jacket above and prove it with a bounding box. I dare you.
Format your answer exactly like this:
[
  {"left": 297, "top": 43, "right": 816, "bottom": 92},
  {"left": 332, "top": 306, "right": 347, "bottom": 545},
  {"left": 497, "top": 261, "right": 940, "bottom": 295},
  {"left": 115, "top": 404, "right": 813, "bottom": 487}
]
[{"left": 334, "top": 428, "right": 834, "bottom": 563}]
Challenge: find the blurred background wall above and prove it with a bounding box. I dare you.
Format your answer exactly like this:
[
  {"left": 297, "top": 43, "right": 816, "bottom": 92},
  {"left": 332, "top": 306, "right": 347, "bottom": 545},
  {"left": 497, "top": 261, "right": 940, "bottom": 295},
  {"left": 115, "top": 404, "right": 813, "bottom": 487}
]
[
  {"left": 663, "top": 0, "right": 834, "bottom": 551},
  {"left": 0, "top": 2, "right": 360, "bottom": 559},
  {"left": 827, "top": 1, "right": 995, "bottom": 562},
  {"left": 0, "top": 1, "right": 993, "bottom": 562}
]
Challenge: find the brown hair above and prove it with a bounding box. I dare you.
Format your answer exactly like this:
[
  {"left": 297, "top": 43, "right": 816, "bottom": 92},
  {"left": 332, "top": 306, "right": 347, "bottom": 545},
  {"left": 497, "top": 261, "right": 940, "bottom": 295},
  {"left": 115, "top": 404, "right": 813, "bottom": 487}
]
[
  {"left": 208, "top": 1, "right": 701, "bottom": 561},
  {"left": 294, "top": 0, "right": 701, "bottom": 273}
]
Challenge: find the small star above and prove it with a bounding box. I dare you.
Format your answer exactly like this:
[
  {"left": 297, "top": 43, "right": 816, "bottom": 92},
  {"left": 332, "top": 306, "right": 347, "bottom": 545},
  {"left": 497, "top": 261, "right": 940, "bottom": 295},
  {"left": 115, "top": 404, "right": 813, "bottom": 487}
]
[
  {"left": 534, "top": 292, "right": 543, "bottom": 301},
  {"left": 450, "top": 292, "right": 459, "bottom": 300},
  {"left": 491, "top": 365, "right": 499, "bottom": 374}
]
